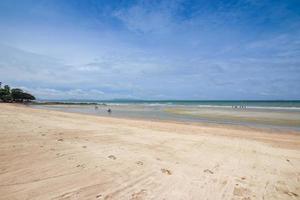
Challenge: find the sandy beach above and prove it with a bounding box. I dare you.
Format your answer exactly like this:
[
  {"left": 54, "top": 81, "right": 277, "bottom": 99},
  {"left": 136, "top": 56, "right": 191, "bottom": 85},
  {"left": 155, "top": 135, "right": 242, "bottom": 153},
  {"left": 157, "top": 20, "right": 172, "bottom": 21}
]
[{"left": 0, "top": 103, "right": 299, "bottom": 200}]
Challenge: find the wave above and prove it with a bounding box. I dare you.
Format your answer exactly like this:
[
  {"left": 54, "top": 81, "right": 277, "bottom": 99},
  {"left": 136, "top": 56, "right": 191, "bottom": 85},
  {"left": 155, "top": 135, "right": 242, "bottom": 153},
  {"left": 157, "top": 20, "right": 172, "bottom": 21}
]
[{"left": 103, "top": 103, "right": 300, "bottom": 110}]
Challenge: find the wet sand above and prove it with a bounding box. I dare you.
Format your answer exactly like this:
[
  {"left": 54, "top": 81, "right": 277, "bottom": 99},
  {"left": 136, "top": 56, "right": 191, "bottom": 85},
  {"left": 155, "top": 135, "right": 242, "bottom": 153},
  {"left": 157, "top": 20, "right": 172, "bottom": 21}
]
[
  {"left": 31, "top": 104, "right": 300, "bottom": 131},
  {"left": 0, "top": 103, "right": 299, "bottom": 200}
]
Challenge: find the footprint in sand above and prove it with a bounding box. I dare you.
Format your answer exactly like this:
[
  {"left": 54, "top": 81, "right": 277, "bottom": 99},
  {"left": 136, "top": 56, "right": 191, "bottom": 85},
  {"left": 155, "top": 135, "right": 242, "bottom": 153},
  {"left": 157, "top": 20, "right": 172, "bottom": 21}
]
[
  {"left": 76, "top": 164, "right": 85, "bottom": 169},
  {"left": 136, "top": 161, "right": 143, "bottom": 166},
  {"left": 284, "top": 191, "right": 298, "bottom": 197},
  {"left": 108, "top": 155, "right": 117, "bottom": 160},
  {"left": 276, "top": 185, "right": 299, "bottom": 197},
  {"left": 161, "top": 168, "right": 172, "bottom": 175},
  {"left": 131, "top": 189, "right": 147, "bottom": 200},
  {"left": 57, "top": 138, "right": 64, "bottom": 142},
  {"left": 204, "top": 169, "right": 214, "bottom": 174},
  {"left": 233, "top": 186, "right": 250, "bottom": 198},
  {"left": 96, "top": 194, "right": 102, "bottom": 199},
  {"left": 82, "top": 146, "right": 87, "bottom": 148}
]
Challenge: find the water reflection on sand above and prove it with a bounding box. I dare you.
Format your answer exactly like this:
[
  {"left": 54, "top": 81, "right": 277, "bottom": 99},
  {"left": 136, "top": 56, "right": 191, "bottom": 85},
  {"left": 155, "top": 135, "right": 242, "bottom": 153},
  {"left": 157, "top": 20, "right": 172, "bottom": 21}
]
[{"left": 30, "top": 104, "right": 300, "bottom": 131}]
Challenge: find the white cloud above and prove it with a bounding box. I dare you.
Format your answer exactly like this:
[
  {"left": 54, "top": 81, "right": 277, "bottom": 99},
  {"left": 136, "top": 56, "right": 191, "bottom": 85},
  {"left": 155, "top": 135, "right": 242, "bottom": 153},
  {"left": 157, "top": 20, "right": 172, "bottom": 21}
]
[{"left": 1, "top": 1, "right": 300, "bottom": 100}]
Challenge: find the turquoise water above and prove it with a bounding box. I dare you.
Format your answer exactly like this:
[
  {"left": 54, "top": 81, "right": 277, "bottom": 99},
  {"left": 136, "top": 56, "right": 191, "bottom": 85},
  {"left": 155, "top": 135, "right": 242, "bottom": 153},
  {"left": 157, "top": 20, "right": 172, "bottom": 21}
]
[
  {"left": 39, "top": 100, "right": 300, "bottom": 109},
  {"left": 32, "top": 100, "right": 300, "bottom": 132}
]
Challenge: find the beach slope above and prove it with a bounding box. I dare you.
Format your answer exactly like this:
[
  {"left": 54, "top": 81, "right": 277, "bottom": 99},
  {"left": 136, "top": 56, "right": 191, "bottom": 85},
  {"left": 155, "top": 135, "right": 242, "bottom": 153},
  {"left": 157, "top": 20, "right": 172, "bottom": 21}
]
[{"left": 0, "top": 104, "right": 299, "bottom": 200}]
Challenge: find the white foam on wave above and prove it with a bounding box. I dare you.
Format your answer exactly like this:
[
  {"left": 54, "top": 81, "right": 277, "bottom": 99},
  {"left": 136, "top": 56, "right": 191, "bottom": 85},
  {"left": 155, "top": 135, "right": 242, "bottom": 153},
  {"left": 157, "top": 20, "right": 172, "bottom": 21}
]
[{"left": 104, "top": 103, "right": 300, "bottom": 110}]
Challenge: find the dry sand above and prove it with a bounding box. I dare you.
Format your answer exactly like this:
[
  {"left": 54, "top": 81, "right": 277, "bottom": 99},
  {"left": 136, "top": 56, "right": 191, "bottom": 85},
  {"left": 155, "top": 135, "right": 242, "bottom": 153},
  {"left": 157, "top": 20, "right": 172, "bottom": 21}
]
[{"left": 0, "top": 103, "right": 299, "bottom": 200}]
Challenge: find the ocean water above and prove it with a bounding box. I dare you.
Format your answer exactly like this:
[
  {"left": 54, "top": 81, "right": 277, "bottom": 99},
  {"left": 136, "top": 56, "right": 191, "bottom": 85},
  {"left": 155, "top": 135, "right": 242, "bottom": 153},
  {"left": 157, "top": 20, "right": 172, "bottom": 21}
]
[
  {"left": 31, "top": 100, "right": 300, "bottom": 131},
  {"left": 38, "top": 100, "right": 300, "bottom": 109}
]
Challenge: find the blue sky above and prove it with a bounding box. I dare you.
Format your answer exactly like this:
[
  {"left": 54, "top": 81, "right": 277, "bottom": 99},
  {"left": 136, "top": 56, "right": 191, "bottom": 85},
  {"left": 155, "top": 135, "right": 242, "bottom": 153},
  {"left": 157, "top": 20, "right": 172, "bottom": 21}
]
[{"left": 0, "top": 0, "right": 299, "bottom": 100}]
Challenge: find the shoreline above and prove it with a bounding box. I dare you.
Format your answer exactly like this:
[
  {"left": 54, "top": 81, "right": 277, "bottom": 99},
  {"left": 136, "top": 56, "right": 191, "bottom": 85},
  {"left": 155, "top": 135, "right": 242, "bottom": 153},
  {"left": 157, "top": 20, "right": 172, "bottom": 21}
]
[
  {"left": 30, "top": 100, "right": 300, "bottom": 111},
  {"left": 29, "top": 103, "right": 300, "bottom": 135},
  {"left": 26, "top": 104, "right": 300, "bottom": 150},
  {"left": 0, "top": 103, "right": 299, "bottom": 199}
]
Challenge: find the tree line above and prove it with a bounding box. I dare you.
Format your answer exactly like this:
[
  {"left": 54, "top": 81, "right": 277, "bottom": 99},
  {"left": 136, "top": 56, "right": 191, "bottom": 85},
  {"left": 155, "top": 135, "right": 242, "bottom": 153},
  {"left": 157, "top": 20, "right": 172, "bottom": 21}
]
[{"left": 0, "top": 82, "right": 35, "bottom": 103}]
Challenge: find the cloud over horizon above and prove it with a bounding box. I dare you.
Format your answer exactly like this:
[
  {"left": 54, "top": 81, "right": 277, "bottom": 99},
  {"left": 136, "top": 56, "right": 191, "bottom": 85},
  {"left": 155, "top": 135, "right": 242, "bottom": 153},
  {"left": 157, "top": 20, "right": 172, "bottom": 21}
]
[{"left": 0, "top": 0, "right": 299, "bottom": 100}]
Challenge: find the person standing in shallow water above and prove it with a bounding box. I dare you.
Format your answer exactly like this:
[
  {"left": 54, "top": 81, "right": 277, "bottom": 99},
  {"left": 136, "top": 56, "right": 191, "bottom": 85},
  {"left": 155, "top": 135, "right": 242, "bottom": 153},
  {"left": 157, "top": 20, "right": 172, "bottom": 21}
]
[{"left": 107, "top": 108, "right": 112, "bottom": 114}]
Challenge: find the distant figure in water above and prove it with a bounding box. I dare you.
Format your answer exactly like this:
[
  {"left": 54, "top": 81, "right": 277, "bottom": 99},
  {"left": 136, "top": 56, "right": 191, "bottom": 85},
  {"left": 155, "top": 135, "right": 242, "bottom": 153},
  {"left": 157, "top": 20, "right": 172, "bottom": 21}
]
[
  {"left": 107, "top": 108, "right": 112, "bottom": 114},
  {"left": 95, "top": 105, "right": 98, "bottom": 110}
]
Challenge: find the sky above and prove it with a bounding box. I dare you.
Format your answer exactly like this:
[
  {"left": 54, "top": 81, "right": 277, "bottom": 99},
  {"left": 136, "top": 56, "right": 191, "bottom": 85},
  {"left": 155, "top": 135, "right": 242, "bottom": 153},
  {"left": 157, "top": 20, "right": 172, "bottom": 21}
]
[{"left": 0, "top": 0, "right": 299, "bottom": 100}]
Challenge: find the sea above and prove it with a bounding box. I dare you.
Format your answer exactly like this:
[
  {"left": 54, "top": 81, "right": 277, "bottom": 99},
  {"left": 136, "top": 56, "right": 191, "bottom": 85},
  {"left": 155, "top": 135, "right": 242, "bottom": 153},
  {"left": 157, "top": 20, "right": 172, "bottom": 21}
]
[{"left": 30, "top": 100, "right": 300, "bottom": 131}]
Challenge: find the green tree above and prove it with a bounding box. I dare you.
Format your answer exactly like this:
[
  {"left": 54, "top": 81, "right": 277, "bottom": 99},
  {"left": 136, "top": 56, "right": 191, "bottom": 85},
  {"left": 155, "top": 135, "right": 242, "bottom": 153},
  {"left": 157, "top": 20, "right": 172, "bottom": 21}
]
[
  {"left": 4, "top": 85, "right": 10, "bottom": 93},
  {"left": 11, "top": 88, "right": 24, "bottom": 102},
  {"left": 22, "top": 92, "right": 35, "bottom": 101},
  {"left": 1, "top": 95, "right": 12, "bottom": 102},
  {"left": 11, "top": 88, "right": 35, "bottom": 102},
  {"left": 0, "top": 85, "right": 11, "bottom": 102},
  {"left": 0, "top": 83, "right": 35, "bottom": 103},
  {"left": 0, "top": 85, "right": 10, "bottom": 95}
]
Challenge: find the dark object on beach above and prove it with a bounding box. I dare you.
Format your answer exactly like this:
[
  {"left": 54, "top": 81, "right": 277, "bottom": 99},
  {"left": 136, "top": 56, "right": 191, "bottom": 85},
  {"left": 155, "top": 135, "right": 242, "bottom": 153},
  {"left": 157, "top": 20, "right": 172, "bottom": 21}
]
[
  {"left": 136, "top": 161, "right": 144, "bottom": 165},
  {"left": 204, "top": 169, "right": 214, "bottom": 174},
  {"left": 232, "top": 105, "right": 247, "bottom": 109},
  {"left": 95, "top": 105, "right": 98, "bottom": 109},
  {"left": 107, "top": 108, "right": 112, "bottom": 113},
  {"left": 161, "top": 168, "right": 172, "bottom": 175},
  {"left": 108, "top": 155, "right": 116, "bottom": 160}
]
